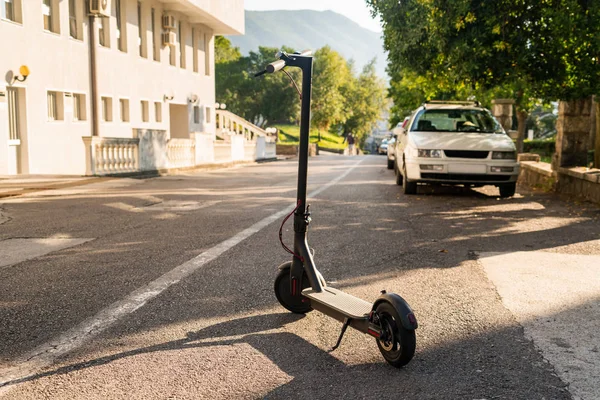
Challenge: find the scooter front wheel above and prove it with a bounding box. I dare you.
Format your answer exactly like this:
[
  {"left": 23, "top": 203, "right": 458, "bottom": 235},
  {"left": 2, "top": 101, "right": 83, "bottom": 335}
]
[
  {"left": 375, "top": 302, "right": 416, "bottom": 368},
  {"left": 274, "top": 263, "right": 313, "bottom": 314}
]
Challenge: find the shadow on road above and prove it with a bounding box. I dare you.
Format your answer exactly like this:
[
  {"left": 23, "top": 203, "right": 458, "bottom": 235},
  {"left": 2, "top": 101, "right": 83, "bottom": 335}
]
[{"left": 2, "top": 310, "right": 573, "bottom": 399}]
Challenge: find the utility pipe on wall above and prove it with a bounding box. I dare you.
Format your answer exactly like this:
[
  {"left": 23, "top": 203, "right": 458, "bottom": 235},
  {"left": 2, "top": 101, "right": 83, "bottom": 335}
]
[{"left": 88, "top": 12, "right": 99, "bottom": 137}]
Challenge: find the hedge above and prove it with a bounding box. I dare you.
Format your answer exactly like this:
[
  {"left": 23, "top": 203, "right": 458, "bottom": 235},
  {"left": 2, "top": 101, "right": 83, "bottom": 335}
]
[{"left": 522, "top": 139, "right": 556, "bottom": 157}]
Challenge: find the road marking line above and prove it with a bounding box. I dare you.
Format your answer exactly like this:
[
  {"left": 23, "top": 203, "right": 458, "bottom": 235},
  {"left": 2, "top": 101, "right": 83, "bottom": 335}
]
[{"left": 0, "top": 158, "right": 365, "bottom": 390}]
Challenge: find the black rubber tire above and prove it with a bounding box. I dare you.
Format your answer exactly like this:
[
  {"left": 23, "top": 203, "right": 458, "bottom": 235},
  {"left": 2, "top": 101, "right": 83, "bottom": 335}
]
[
  {"left": 402, "top": 163, "right": 417, "bottom": 194},
  {"left": 375, "top": 302, "right": 416, "bottom": 368},
  {"left": 274, "top": 264, "right": 312, "bottom": 314},
  {"left": 403, "top": 176, "right": 417, "bottom": 194},
  {"left": 395, "top": 161, "right": 403, "bottom": 186},
  {"left": 499, "top": 182, "right": 516, "bottom": 198},
  {"left": 387, "top": 158, "right": 394, "bottom": 169}
]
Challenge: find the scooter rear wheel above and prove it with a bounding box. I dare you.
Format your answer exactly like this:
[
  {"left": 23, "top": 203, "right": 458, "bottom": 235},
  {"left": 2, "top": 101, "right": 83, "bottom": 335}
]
[
  {"left": 274, "top": 264, "right": 313, "bottom": 314},
  {"left": 375, "top": 302, "right": 416, "bottom": 368}
]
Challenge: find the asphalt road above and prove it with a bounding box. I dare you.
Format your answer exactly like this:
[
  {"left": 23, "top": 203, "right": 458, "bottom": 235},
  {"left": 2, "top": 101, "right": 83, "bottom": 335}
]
[{"left": 1, "top": 155, "right": 599, "bottom": 399}]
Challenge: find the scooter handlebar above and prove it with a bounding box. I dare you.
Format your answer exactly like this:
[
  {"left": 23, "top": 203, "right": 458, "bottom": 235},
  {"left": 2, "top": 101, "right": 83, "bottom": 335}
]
[
  {"left": 254, "top": 50, "right": 312, "bottom": 77},
  {"left": 266, "top": 59, "right": 286, "bottom": 73}
]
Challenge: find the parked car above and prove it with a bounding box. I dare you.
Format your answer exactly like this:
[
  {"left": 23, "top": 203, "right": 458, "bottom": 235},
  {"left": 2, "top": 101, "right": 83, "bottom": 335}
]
[
  {"left": 393, "top": 101, "right": 519, "bottom": 197},
  {"left": 388, "top": 117, "right": 410, "bottom": 169},
  {"left": 378, "top": 138, "right": 389, "bottom": 155}
]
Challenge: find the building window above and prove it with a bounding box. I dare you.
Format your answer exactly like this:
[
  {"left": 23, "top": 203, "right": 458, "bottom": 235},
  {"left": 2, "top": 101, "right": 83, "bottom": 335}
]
[
  {"left": 169, "top": 35, "right": 176, "bottom": 66},
  {"left": 204, "top": 33, "right": 210, "bottom": 76},
  {"left": 98, "top": 16, "right": 110, "bottom": 47},
  {"left": 192, "top": 28, "right": 198, "bottom": 73},
  {"left": 205, "top": 106, "right": 211, "bottom": 124},
  {"left": 68, "top": 0, "right": 81, "bottom": 39},
  {"left": 154, "top": 101, "right": 162, "bottom": 122},
  {"left": 101, "top": 96, "right": 113, "bottom": 122},
  {"left": 73, "top": 93, "right": 86, "bottom": 121},
  {"left": 151, "top": 8, "right": 159, "bottom": 61},
  {"left": 115, "top": 0, "right": 126, "bottom": 52},
  {"left": 141, "top": 100, "right": 149, "bottom": 122},
  {"left": 193, "top": 106, "right": 200, "bottom": 124},
  {"left": 1, "top": 0, "right": 23, "bottom": 23},
  {"left": 47, "top": 91, "right": 64, "bottom": 121},
  {"left": 179, "top": 22, "right": 186, "bottom": 69},
  {"left": 43, "top": 0, "right": 59, "bottom": 33},
  {"left": 137, "top": 1, "right": 147, "bottom": 58},
  {"left": 119, "top": 98, "right": 130, "bottom": 122}
]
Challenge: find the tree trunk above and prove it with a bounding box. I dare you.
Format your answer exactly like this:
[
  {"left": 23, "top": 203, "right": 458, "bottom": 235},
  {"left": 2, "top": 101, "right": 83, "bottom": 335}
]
[
  {"left": 516, "top": 110, "right": 528, "bottom": 154},
  {"left": 595, "top": 100, "right": 600, "bottom": 168}
]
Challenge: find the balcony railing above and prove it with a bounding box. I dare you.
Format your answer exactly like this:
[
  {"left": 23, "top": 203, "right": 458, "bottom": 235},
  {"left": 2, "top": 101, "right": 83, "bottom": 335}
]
[{"left": 216, "top": 110, "right": 272, "bottom": 142}]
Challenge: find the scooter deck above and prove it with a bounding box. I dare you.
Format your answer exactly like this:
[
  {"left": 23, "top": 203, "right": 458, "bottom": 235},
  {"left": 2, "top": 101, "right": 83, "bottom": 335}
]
[{"left": 302, "top": 287, "right": 372, "bottom": 319}]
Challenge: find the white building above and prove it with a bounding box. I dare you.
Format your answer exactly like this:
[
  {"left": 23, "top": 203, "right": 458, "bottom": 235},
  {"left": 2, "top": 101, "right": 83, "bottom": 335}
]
[{"left": 0, "top": 0, "right": 245, "bottom": 175}]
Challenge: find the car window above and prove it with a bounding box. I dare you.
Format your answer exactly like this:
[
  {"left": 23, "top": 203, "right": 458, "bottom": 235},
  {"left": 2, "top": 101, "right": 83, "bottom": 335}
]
[{"left": 410, "top": 109, "right": 504, "bottom": 134}]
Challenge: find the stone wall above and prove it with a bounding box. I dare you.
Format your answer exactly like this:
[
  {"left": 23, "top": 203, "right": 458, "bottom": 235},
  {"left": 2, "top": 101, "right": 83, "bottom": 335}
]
[
  {"left": 492, "top": 99, "right": 515, "bottom": 132},
  {"left": 557, "top": 167, "right": 600, "bottom": 204},
  {"left": 135, "top": 129, "right": 168, "bottom": 172},
  {"left": 553, "top": 98, "right": 593, "bottom": 169},
  {"left": 518, "top": 161, "right": 556, "bottom": 191},
  {"left": 519, "top": 160, "right": 600, "bottom": 205},
  {"left": 276, "top": 144, "right": 318, "bottom": 156}
]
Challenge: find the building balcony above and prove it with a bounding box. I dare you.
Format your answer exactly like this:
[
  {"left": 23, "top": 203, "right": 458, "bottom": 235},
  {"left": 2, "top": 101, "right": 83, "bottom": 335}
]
[{"left": 160, "top": 0, "right": 244, "bottom": 35}]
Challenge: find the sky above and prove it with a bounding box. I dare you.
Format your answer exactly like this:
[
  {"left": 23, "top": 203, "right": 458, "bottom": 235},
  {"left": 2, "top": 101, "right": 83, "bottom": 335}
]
[{"left": 244, "top": 0, "right": 382, "bottom": 32}]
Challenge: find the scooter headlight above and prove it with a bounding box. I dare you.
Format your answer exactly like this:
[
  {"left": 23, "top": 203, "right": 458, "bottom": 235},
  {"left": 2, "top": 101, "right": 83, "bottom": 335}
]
[{"left": 417, "top": 149, "right": 442, "bottom": 158}]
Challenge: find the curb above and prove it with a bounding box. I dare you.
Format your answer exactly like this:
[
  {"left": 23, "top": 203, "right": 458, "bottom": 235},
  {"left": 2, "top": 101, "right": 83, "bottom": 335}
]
[{"left": 0, "top": 158, "right": 281, "bottom": 199}]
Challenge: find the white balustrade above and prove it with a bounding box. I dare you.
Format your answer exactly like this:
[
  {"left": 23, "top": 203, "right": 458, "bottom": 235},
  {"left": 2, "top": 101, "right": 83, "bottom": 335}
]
[
  {"left": 82, "top": 137, "right": 140, "bottom": 175},
  {"left": 167, "top": 138, "right": 196, "bottom": 169},
  {"left": 215, "top": 110, "right": 271, "bottom": 143}
]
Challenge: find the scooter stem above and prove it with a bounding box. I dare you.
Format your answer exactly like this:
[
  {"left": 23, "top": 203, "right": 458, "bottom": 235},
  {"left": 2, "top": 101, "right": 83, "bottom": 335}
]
[{"left": 284, "top": 53, "right": 325, "bottom": 293}]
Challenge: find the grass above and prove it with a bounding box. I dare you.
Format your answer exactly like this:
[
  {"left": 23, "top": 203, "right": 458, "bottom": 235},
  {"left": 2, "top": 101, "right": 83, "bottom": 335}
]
[{"left": 275, "top": 124, "right": 347, "bottom": 151}]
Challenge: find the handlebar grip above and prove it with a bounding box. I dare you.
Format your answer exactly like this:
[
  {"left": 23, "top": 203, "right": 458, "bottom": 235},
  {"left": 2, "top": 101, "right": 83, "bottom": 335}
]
[
  {"left": 254, "top": 69, "right": 267, "bottom": 77},
  {"left": 267, "top": 59, "right": 286, "bottom": 73}
]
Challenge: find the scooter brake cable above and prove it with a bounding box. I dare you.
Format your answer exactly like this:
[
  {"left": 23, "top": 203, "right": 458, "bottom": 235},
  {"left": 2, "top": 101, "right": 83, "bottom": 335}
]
[
  {"left": 279, "top": 200, "right": 304, "bottom": 262},
  {"left": 282, "top": 68, "right": 302, "bottom": 100}
]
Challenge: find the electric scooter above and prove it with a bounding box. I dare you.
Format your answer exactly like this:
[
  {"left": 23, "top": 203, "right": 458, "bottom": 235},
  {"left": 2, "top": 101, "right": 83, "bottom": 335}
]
[{"left": 255, "top": 51, "right": 417, "bottom": 368}]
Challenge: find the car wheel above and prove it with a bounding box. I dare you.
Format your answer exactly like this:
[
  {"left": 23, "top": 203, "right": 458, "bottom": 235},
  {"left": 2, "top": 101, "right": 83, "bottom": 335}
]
[
  {"left": 402, "top": 164, "right": 417, "bottom": 194},
  {"left": 395, "top": 161, "right": 403, "bottom": 186},
  {"left": 499, "top": 183, "right": 516, "bottom": 198}
]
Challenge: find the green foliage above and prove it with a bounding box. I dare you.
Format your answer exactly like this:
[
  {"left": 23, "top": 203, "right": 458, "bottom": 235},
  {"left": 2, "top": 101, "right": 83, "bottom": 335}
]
[
  {"left": 215, "top": 38, "right": 387, "bottom": 145},
  {"left": 338, "top": 60, "right": 388, "bottom": 145},
  {"left": 522, "top": 139, "right": 556, "bottom": 158},
  {"left": 275, "top": 124, "right": 346, "bottom": 151},
  {"left": 215, "top": 36, "right": 241, "bottom": 63},
  {"left": 368, "top": 0, "right": 600, "bottom": 104},
  {"left": 215, "top": 41, "right": 301, "bottom": 126},
  {"left": 311, "top": 46, "right": 352, "bottom": 132}
]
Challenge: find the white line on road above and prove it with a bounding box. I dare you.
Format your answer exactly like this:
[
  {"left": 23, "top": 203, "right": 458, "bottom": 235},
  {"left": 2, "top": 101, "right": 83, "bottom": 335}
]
[{"left": 0, "top": 158, "right": 365, "bottom": 391}]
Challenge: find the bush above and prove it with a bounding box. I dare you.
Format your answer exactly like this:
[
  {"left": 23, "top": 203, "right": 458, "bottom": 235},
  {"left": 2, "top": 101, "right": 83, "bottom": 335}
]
[{"left": 522, "top": 139, "right": 555, "bottom": 157}]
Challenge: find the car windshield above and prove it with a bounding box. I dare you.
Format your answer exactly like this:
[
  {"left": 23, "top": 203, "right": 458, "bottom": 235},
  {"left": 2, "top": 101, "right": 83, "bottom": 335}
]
[{"left": 411, "top": 109, "right": 504, "bottom": 134}]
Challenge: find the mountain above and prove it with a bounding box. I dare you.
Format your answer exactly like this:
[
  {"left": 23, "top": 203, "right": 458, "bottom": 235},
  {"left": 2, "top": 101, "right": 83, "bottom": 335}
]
[{"left": 227, "top": 10, "right": 388, "bottom": 79}]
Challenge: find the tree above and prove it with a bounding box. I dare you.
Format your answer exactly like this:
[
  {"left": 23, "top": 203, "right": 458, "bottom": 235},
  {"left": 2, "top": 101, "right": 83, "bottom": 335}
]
[
  {"left": 215, "top": 41, "right": 389, "bottom": 147},
  {"left": 368, "top": 0, "right": 600, "bottom": 150},
  {"left": 339, "top": 60, "right": 387, "bottom": 145},
  {"left": 311, "top": 46, "right": 352, "bottom": 133},
  {"left": 215, "top": 36, "right": 241, "bottom": 64},
  {"left": 215, "top": 40, "right": 301, "bottom": 127}
]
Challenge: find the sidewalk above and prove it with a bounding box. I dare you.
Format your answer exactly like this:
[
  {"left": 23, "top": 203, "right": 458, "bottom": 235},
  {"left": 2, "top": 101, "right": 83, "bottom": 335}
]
[{"left": 0, "top": 175, "right": 102, "bottom": 199}]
